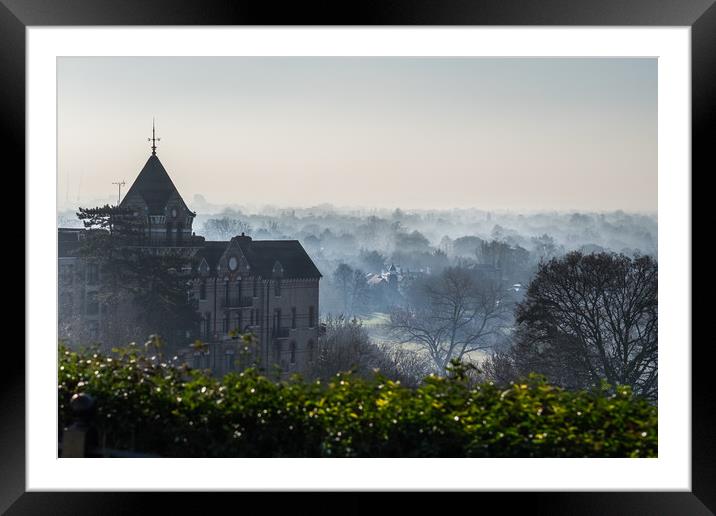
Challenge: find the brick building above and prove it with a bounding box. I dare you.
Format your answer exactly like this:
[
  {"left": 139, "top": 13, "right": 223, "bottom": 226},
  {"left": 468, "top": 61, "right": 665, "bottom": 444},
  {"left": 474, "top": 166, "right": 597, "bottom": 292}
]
[{"left": 58, "top": 128, "right": 321, "bottom": 377}]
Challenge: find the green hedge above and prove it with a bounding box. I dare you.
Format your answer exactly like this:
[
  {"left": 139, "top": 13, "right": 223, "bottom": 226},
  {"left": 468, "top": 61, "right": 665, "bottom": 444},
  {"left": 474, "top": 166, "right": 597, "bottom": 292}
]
[{"left": 58, "top": 344, "right": 657, "bottom": 457}]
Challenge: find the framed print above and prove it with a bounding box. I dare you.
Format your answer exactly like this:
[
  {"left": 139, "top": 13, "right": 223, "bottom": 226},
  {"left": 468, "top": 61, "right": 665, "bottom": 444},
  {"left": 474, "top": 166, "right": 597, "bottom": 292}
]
[{"left": 5, "top": 0, "right": 711, "bottom": 513}]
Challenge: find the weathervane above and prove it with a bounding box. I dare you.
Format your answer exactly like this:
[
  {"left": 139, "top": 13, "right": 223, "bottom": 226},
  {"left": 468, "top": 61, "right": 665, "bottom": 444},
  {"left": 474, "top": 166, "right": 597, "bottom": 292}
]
[{"left": 148, "top": 118, "right": 160, "bottom": 155}]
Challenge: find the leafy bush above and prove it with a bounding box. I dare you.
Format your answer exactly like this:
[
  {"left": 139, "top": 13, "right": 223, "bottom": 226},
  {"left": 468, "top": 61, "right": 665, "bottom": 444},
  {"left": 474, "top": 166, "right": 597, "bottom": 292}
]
[{"left": 58, "top": 343, "right": 657, "bottom": 457}]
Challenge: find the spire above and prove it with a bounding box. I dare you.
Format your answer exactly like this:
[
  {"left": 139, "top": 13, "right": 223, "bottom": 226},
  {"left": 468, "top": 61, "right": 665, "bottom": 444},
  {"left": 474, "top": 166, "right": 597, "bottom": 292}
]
[{"left": 148, "top": 118, "right": 161, "bottom": 155}]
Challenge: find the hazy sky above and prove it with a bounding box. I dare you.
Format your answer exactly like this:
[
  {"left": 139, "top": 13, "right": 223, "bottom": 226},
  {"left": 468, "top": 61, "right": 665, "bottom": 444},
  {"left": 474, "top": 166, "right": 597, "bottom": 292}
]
[{"left": 58, "top": 57, "right": 656, "bottom": 212}]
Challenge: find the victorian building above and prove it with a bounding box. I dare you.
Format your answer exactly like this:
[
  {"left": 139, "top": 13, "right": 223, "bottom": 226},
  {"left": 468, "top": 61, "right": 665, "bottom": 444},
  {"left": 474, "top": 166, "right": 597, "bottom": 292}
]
[{"left": 58, "top": 126, "right": 322, "bottom": 377}]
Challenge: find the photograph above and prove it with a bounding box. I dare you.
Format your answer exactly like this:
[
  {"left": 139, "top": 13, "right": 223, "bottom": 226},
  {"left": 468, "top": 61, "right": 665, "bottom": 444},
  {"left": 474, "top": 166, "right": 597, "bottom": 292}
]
[{"left": 56, "top": 56, "right": 659, "bottom": 459}]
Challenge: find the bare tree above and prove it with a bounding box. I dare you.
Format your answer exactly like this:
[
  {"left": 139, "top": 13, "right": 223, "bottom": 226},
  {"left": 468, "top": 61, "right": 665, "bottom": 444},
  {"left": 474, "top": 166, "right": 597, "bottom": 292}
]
[
  {"left": 359, "top": 249, "right": 387, "bottom": 272},
  {"left": 333, "top": 263, "right": 354, "bottom": 314},
  {"left": 351, "top": 268, "right": 370, "bottom": 315},
  {"left": 388, "top": 266, "right": 511, "bottom": 373},
  {"left": 307, "top": 315, "right": 377, "bottom": 381},
  {"left": 306, "top": 315, "right": 431, "bottom": 387},
  {"left": 510, "top": 252, "right": 658, "bottom": 399},
  {"left": 373, "top": 343, "right": 435, "bottom": 388},
  {"left": 530, "top": 233, "right": 561, "bottom": 262},
  {"left": 202, "top": 217, "right": 252, "bottom": 240}
]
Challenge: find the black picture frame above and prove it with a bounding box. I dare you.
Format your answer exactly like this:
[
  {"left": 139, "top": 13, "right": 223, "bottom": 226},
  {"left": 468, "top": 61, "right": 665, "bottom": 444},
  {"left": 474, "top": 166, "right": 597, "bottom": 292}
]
[{"left": 5, "top": 0, "right": 710, "bottom": 513}]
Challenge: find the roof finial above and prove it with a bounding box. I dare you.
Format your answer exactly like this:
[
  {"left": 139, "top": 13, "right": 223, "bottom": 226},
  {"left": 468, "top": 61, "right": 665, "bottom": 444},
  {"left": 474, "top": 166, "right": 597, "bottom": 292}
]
[{"left": 148, "top": 117, "right": 160, "bottom": 155}]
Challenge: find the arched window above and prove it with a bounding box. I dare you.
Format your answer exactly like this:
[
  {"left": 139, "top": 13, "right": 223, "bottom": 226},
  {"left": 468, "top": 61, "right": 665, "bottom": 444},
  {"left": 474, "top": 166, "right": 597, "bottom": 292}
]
[{"left": 289, "top": 341, "right": 296, "bottom": 365}]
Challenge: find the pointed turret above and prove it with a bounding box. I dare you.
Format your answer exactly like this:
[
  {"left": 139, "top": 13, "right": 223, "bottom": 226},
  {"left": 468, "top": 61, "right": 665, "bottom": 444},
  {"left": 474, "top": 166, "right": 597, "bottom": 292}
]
[{"left": 119, "top": 122, "right": 196, "bottom": 245}]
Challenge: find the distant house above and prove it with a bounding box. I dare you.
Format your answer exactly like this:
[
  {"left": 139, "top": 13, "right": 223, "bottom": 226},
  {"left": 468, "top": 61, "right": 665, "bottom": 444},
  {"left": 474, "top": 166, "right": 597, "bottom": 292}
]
[
  {"left": 58, "top": 128, "right": 321, "bottom": 378},
  {"left": 365, "top": 263, "right": 399, "bottom": 290}
]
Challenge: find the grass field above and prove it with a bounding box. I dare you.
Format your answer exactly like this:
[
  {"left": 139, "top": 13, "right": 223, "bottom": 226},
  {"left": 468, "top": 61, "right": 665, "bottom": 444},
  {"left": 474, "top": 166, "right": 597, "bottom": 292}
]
[{"left": 359, "top": 311, "right": 490, "bottom": 363}]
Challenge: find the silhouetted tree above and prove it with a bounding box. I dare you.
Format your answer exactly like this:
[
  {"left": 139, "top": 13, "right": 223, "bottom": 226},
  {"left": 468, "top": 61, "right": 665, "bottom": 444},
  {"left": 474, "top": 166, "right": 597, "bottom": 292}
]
[
  {"left": 510, "top": 252, "right": 657, "bottom": 399},
  {"left": 74, "top": 205, "right": 199, "bottom": 351},
  {"left": 333, "top": 263, "right": 354, "bottom": 314},
  {"left": 395, "top": 230, "right": 431, "bottom": 254},
  {"left": 453, "top": 235, "right": 484, "bottom": 258},
  {"left": 360, "top": 249, "right": 387, "bottom": 272}
]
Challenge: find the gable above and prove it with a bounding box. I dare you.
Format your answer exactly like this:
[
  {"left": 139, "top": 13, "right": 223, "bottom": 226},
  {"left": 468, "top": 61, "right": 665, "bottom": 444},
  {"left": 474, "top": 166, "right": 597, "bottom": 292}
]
[{"left": 218, "top": 240, "right": 250, "bottom": 279}]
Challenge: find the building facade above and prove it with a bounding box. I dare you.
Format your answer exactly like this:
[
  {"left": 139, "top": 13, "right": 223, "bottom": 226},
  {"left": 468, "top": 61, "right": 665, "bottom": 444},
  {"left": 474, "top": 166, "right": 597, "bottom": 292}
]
[
  {"left": 58, "top": 135, "right": 321, "bottom": 378},
  {"left": 189, "top": 234, "right": 321, "bottom": 377}
]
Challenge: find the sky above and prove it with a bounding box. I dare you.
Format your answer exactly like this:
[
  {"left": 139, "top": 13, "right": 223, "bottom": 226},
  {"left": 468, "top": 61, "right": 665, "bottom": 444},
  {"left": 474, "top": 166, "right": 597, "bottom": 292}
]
[{"left": 57, "top": 57, "right": 657, "bottom": 213}]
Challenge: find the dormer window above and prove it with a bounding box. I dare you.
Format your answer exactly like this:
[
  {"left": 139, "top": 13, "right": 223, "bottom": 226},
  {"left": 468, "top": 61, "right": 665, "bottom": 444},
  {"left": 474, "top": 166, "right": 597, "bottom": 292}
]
[{"left": 171, "top": 208, "right": 177, "bottom": 218}]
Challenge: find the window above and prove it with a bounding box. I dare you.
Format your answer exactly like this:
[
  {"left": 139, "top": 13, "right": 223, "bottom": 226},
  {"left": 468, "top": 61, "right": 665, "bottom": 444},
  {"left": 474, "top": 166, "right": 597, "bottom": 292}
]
[
  {"left": 289, "top": 341, "right": 296, "bottom": 365},
  {"left": 59, "top": 292, "right": 73, "bottom": 317},
  {"left": 225, "top": 351, "right": 235, "bottom": 371},
  {"left": 224, "top": 281, "right": 230, "bottom": 304},
  {"left": 205, "top": 312, "right": 212, "bottom": 339},
  {"left": 307, "top": 340, "right": 314, "bottom": 363},
  {"left": 250, "top": 309, "right": 254, "bottom": 326},
  {"left": 309, "top": 306, "right": 315, "bottom": 328},
  {"left": 291, "top": 307, "right": 297, "bottom": 329},
  {"left": 274, "top": 278, "right": 281, "bottom": 297},
  {"left": 87, "top": 320, "right": 100, "bottom": 341},
  {"left": 60, "top": 264, "right": 74, "bottom": 284},
  {"left": 273, "top": 308, "right": 282, "bottom": 332},
  {"left": 85, "top": 291, "right": 99, "bottom": 316},
  {"left": 252, "top": 278, "right": 258, "bottom": 298},
  {"left": 222, "top": 314, "right": 229, "bottom": 333},
  {"left": 199, "top": 281, "right": 206, "bottom": 301},
  {"left": 193, "top": 352, "right": 202, "bottom": 369},
  {"left": 237, "top": 311, "right": 243, "bottom": 332},
  {"left": 86, "top": 263, "right": 99, "bottom": 286}
]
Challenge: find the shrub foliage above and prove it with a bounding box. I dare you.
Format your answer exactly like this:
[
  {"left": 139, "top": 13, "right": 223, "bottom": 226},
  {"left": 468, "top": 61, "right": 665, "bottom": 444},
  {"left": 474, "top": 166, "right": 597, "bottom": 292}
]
[{"left": 58, "top": 343, "right": 657, "bottom": 457}]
